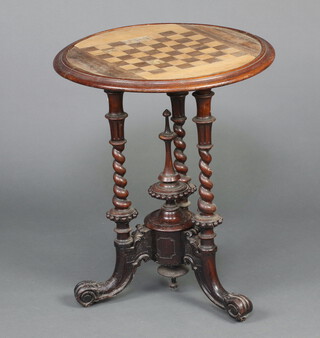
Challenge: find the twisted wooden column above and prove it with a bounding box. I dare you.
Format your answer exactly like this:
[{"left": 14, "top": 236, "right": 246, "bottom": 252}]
[
  {"left": 168, "top": 92, "right": 195, "bottom": 208},
  {"left": 105, "top": 91, "right": 138, "bottom": 245},
  {"left": 192, "top": 89, "right": 222, "bottom": 250},
  {"left": 167, "top": 92, "right": 189, "bottom": 183}
]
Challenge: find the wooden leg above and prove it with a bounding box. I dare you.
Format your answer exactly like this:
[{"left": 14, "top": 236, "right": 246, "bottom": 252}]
[
  {"left": 184, "top": 89, "right": 253, "bottom": 321},
  {"left": 168, "top": 92, "right": 196, "bottom": 209},
  {"left": 74, "top": 91, "right": 152, "bottom": 307}
]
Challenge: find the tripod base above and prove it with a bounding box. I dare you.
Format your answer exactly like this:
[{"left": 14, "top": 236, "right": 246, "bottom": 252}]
[{"left": 74, "top": 222, "right": 252, "bottom": 322}]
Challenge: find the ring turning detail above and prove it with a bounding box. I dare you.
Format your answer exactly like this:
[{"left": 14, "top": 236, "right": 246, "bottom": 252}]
[{"left": 54, "top": 23, "right": 275, "bottom": 322}]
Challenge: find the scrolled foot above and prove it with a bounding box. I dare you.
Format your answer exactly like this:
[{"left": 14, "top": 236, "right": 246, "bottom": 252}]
[
  {"left": 224, "top": 293, "right": 253, "bottom": 322},
  {"left": 184, "top": 233, "right": 253, "bottom": 321},
  {"left": 74, "top": 225, "right": 152, "bottom": 307},
  {"left": 74, "top": 280, "right": 99, "bottom": 307}
]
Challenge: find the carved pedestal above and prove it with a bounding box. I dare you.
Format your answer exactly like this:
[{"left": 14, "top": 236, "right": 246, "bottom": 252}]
[{"left": 74, "top": 90, "right": 253, "bottom": 322}]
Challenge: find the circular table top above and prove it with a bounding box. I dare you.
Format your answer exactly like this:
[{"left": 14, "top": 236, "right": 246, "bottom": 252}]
[{"left": 54, "top": 23, "right": 275, "bottom": 93}]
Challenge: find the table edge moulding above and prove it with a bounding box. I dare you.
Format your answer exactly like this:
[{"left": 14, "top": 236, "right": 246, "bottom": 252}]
[{"left": 54, "top": 23, "right": 275, "bottom": 93}]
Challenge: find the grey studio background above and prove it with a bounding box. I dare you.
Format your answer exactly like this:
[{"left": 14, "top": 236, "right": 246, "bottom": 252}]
[{"left": 1, "top": 0, "right": 319, "bottom": 337}]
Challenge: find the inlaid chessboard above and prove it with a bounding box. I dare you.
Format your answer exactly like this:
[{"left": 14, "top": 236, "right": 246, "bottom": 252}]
[{"left": 66, "top": 24, "right": 262, "bottom": 81}]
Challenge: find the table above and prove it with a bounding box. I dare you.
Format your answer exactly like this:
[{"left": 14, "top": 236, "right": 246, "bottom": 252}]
[{"left": 54, "top": 23, "right": 275, "bottom": 321}]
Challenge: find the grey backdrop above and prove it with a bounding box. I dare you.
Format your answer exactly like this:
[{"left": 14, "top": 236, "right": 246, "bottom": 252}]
[{"left": 1, "top": 0, "right": 319, "bottom": 337}]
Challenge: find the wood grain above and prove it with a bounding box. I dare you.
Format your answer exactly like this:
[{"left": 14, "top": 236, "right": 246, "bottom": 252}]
[{"left": 54, "top": 23, "right": 275, "bottom": 92}]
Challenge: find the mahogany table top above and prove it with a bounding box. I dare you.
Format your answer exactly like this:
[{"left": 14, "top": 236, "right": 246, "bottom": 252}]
[{"left": 54, "top": 23, "right": 275, "bottom": 92}]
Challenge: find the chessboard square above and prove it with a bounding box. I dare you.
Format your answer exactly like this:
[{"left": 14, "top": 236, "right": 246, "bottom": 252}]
[
  {"left": 126, "top": 58, "right": 144, "bottom": 64},
  {"left": 180, "top": 31, "right": 197, "bottom": 37},
  {"left": 222, "top": 47, "right": 238, "bottom": 53},
  {"left": 128, "top": 42, "right": 146, "bottom": 48},
  {"left": 184, "top": 57, "right": 200, "bottom": 63},
  {"left": 170, "top": 43, "right": 187, "bottom": 50},
  {"left": 158, "top": 46, "right": 175, "bottom": 53},
  {"left": 168, "top": 34, "right": 183, "bottom": 40},
  {"left": 175, "top": 37, "right": 193, "bottom": 44},
  {"left": 209, "top": 50, "right": 225, "bottom": 57},
  {"left": 149, "top": 68, "right": 166, "bottom": 74},
  {"left": 218, "top": 53, "right": 238, "bottom": 60},
  {"left": 166, "top": 40, "right": 179, "bottom": 46},
  {"left": 231, "top": 50, "right": 247, "bottom": 57},
  {"left": 175, "top": 53, "right": 190, "bottom": 60},
  {"left": 139, "top": 55, "right": 153, "bottom": 61},
  {"left": 124, "top": 48, "right": 142, "bottom": 54},
  {"left": 191, "top": 43, "right": 210, "bottom": 51},
  {"left": 108, "top": 41, "right": 124, "bottom": 47},
  {"left": 153, "top": 52, "right": 170, "bottom": 59},
  {"left": 206, "top": 40, "right": 224, "bottom": 47},
  {"left": 176, "top": 63, "right": 193, "bottom": 69},
  {"left": 134, "top": 61, "right": 151, "bottom": 68},
  {"left": 160, "top": 56, "right": 176, "bottom": 62},
  {"left": 156, "top": 37, "right": 171, "bottom": 43},
  {"left": 141, "top": 65, "right": 158, "bottom": 71},
  {"left": 113, "top": 60, "right": 130, "bottom": 66},
  {"left": 196, "top": 37, "right": 213, "bottom": 44},
  {"left": 215, "top": 44, "right": 229, "bottom": 50},
  {"left": 179, "top": 47, "right": 195, "bottom": 53},
  {"left": 204, "top": 57, "right": 223, "bottom": 63},
  {"left": 117, "top": 54, "right": 134, "bottom": 61},
  {"left": 187, "top": 50, "right": 203, "bottom": 57},
  {"left": 152, "top": 42, "right": 167, "bottom": 49},
  {"left": 191, "top": 34, "right": 207, "bottom": 41},
  {"left": 142, "top": 49, "right": 158, "bottom": 56},
  {"left": 201, "top": 47, "right": 217, "bottom": 54},
  {"left": 166, "top": 50, "right": 181, "bottom": 56},
  {"left": 130, "top": 52, "right": 148, "bottom": 58},
  {"left": 170, "top": 59, "right": 186, "bottom": 66},
  {"left": 117, "top": 44, "right": 137, "bottom": 51},
  {"left": 81, "top": 46, "right": 99, "bottom": 52},
  {"left": 184, "top": 40, "right": 200, "bottom": 47},
  {"left": 112, "top": 49, "right": 129, "bottom": 56},
  {"left": 159, "top": 31, "right": 176, "bottom": 36},
  {"left": 139, "top": 45, "right": 155, "bottom": 52},
  {"left": 190, "top": 60, "right": 205, "bottom": 66},
  {"left": 105, "top": 57, "right": 122, "bottom": 63},
  {"left": 163, "top": 66, "right": 178, "bottom": 73},
  {"left": 121, "top": 64, "right": 138, "bottom": 70},
  {"left": 196, "top": 54, "right": 215, "bottom": 61},
  {"left": 156, "top": 62, "right": 173, "bottom": 68},
  {"left": 95, "top": 52, "right": 113, "bottom": 58}
]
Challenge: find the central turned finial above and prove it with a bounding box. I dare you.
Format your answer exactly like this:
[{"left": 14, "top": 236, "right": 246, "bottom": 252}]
[
  {"left": 158, "top": 109, "right": 180, "bottom": 184},
  {"left": 148, "top": 110, "right": 195, "bottom": 200}
]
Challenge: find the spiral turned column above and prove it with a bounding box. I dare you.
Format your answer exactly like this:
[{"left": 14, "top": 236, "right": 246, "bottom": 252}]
[
  {"left": 105, "top": 91, "right": 138, "bottom": 245},
  {"left": 192, "top": 89, "right": 222, "bottom": 250},
  {"left": 168, "top": 92, "right": 195, "bottom": 209}
]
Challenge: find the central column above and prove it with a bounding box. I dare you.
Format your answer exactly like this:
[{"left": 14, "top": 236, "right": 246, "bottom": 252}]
[{"left": 144, "top": 109, "right": 195, "bottom": 275}]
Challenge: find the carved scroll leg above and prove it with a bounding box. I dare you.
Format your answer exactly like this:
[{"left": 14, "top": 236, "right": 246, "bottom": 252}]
[
  {"left": 185, "top": 237, "right": 253, "bottom": 321},
  {"left": 188, "top": 89, "right": 252, "bottom": 321},
  {"left": 75, "top": 245, "right": 136, "bottom": 306},
  {"left": 74, "top": 92, "right": 151, "bottom": 307},
  {"left": 75, "top": 225, "right": 151, "bottom": 307}
]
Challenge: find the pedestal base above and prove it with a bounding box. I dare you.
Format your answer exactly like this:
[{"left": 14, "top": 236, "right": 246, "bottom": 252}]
[{"left": 74, "top": 220, "right": 252, "bottom": 322}]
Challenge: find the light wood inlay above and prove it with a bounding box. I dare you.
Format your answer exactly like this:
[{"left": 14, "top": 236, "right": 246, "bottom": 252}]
[{"left": 66, "top": 24, "right": 262, "bottom": 81}]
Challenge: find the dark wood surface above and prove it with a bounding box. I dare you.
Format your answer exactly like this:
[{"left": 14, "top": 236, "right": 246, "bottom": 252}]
[
  {"left": 55, "top": 24, "right": 275, "bottom": 321},
  {"left": 72, "top": 89, "right": 255, "bottom": 321},
  {"left": 54, "top": 23, "right": 275, "bottom": 92}
]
